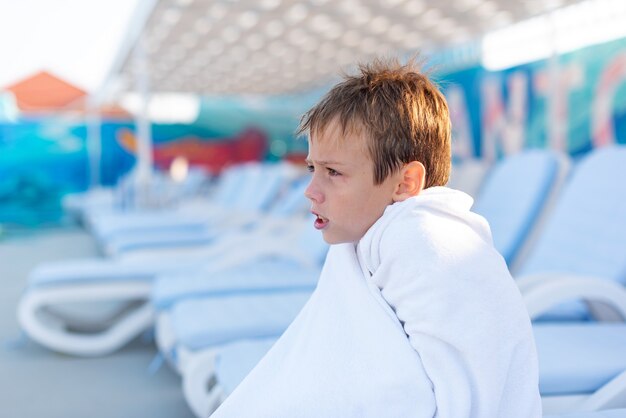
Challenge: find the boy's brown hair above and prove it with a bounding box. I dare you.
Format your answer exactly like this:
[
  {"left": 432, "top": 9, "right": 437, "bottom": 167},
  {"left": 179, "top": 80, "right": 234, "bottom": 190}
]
[{"left": 297, "top": 57, "right": 451, "bottom": 188}]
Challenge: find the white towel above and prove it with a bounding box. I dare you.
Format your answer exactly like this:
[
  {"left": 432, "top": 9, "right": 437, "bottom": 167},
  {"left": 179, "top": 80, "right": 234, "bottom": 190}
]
[
  {"left": 211, "top": 242, "right": 436, "bottom": 417},
  {"left": 212, "top": 187, "right": 540, "bottom": 418},
  {"left": 357, "top": 187, "right": 541, "bottom": 417}
]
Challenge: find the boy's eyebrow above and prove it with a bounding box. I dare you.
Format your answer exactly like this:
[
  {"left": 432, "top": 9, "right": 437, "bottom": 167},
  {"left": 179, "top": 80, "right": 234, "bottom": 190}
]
[{"left": 305, "top": 157, "right": 345, "bottom": 166}]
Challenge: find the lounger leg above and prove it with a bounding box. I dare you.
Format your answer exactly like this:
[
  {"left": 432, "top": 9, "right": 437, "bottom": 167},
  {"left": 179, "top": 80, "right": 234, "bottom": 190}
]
[
  {"left": 155, "top": 311, "right": 180, "bottom": 370},
  {"left": 182, "top": 350, "right": 223, "bottom": 418}
]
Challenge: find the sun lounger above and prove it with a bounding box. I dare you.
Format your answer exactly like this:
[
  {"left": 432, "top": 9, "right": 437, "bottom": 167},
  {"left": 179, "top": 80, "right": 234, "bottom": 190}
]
[
  {"left": 472, "top": 149, "right": 569, "bottom": 272},
  {"left": 17, "top": 212, "right": 325, "bottom": 357},
  {"left": 518, "top": 145, "right": 626, "bottom": 322},
  {"left": 92, "top": 162, "right": 302, "bottom": 256},
  {"left": 151, "top": 220, "right": 328, "bottom": 366}
]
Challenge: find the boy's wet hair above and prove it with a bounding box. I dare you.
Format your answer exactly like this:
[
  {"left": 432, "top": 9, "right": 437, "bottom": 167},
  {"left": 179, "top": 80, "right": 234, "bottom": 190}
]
[{"left": 297, "top": 56, "right": 451, "bottom": 187}]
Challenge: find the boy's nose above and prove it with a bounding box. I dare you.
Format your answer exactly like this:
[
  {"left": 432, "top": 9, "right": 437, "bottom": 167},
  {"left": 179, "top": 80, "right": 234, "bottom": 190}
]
[{"left": 304, "top": 179, "right": 324, "bottom": 203}]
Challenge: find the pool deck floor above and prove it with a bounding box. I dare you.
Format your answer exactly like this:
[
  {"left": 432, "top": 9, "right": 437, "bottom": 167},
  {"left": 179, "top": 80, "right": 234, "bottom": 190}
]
[{"left": 0, "top": 227, "right": 195, "bottom": 418}]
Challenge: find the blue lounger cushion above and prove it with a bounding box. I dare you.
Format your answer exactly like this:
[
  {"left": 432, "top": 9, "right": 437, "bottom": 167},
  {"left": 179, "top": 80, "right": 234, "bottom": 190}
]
[
  {"left": 27, "top": 259, "right": 203, "bottom": 288},
  {"left": 472, "top": 150, "right": 560, "bottom": 264},
  {"left": 215, "top": 339, "right": 276, "bottom": 395},
  {"left": 97, "top": 165, "right": 304, "bottom": 255},
  {"left": 86, "top": 163, "right": 252, "bottom": 239},
  {"left": 152, "top": 259, "right": 320, "bottom": 310},
  {"left": 172, "top": 291, "right": 312, "bottom": 351},
  {"left": 90, "top": 162, "right": 290, "bottom": 242},
  {"left": 536, "top": 323, "right": 626, "bottom": 396},
  {"left": 105, "top": 227, "right": 222, "bottom": 254},
  {"left": 90, "top": 210, "right": 213, "bottom": 241}
]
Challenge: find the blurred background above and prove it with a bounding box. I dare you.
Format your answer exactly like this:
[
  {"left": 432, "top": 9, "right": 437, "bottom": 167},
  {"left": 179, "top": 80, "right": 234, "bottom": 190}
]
[{"left": 0, "top": 0, "right": 624, "bottom": 229}]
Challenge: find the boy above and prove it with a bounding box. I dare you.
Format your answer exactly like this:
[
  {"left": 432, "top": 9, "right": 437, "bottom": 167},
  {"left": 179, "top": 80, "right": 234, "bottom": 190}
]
[{"left": 212, "top": 58, "right": 541, "bottom": 417}]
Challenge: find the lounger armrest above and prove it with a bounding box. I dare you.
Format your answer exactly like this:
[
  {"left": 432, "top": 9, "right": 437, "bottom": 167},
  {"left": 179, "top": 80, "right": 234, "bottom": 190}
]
[
  {"left": 519, "top": 274, "right": 626, "bottom": 321},
  {"left": 117, "top": 218, "right": 306, "bottom": 263},
  {"left": 201, "top": 235, "right": 315, "bottom": 273},
  {"left": 516, "top": 273, "right": 558, "bottom": 294},
  {"left": 115, "top": 230, "right": 252, "bottom": 262}
]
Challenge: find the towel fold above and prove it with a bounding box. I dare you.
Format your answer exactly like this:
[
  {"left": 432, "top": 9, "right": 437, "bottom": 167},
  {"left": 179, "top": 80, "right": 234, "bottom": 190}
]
[{"left": 211, "top": 242, "right": 436, "bottom": 417}]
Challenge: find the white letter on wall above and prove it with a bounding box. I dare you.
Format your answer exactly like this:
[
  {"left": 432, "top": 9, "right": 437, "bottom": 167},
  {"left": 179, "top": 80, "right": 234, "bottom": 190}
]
[
  {"left": 533, "top": 63, "right": 584, "bottom": 152},
  {"left": 481, "top": 72, "right": 528, "bottom": 162}
]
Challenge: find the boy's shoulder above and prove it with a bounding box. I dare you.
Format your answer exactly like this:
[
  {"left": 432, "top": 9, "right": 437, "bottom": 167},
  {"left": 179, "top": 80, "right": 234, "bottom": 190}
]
[
  {"left": 382, "top": 187, "right": 477, "bottom": 231},
  {"left": 372, "top": 188, "right": 492, "bottom": 258}
]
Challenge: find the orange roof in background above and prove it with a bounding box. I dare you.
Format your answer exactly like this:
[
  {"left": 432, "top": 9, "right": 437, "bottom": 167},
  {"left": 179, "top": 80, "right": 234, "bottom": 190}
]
[
  {"left": 4, "top": 70, "right": 86, "bottom": 111},
  {"left": 2, "top": 70, "right": 130, "bottom": 118}
]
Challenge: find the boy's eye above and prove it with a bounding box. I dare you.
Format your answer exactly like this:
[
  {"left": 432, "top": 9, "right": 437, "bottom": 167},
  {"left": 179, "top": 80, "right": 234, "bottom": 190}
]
[
  {"left": 327, "top": 168, "right": 340, "bottom": 177},
  {"left": 306, "top": 164, "right": 314, "bottom": 173}
]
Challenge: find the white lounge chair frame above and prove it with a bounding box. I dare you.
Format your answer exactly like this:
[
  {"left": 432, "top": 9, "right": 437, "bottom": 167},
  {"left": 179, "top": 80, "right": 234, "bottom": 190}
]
[{"left": 522, "top": 275, "right": 626, "bottom": 413}]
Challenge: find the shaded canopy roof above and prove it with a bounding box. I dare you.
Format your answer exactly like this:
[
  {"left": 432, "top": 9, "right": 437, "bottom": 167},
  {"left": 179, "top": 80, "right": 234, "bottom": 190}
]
[{"left": 113, "top": 0, "right": 586, "bottom": 96}]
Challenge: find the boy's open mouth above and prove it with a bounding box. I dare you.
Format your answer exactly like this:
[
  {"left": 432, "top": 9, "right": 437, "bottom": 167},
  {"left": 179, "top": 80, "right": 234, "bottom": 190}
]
[{"left": 313, "top": 214, "right": 329, "bottom": 230}]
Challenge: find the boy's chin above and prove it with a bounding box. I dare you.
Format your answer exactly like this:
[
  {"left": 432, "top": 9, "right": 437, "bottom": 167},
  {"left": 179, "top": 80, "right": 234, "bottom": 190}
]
[
  {"left": 321, "top": 232, "right": 340, "bottom": 245},
  {"left": 322, "top": 232, "right": 362, "bottom": 245}
]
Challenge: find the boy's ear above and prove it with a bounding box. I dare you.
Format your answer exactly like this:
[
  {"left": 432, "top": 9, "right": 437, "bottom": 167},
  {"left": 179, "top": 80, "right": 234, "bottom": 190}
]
[{"left": 392, "top": 161, "right": 425, "bottom": 202}]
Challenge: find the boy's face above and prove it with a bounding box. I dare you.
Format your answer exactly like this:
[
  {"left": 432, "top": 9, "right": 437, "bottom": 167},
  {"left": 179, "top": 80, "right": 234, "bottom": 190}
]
[{"left": 305, "top": 119, "right": 400, "bottom": 244}]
